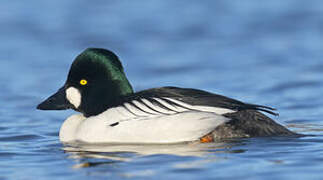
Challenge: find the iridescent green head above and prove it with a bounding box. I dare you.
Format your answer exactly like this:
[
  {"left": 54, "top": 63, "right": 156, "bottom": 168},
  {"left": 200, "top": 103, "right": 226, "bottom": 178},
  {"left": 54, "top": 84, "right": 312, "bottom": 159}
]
[{"left": 37, "top": 48, "right": 134, "bottom": 117}]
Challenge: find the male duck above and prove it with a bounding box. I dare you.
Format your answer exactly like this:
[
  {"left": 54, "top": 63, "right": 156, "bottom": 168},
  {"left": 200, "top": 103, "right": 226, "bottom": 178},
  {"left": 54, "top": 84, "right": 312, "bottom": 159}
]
[{"left": 37, "top": 48, "right": 296, "bottom": 143}]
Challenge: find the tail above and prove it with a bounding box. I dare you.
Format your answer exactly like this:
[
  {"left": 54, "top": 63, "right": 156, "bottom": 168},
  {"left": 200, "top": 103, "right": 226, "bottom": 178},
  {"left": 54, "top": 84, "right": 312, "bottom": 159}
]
[{"left": 244, "top": 103, "right": 279, "bottom": 116}]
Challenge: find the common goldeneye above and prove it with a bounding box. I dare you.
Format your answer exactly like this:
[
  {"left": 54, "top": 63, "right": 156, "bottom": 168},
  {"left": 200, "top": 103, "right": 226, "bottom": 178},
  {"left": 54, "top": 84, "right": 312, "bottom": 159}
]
[{"left": 37, "top": 48, "right": 296, "bottom": 143}]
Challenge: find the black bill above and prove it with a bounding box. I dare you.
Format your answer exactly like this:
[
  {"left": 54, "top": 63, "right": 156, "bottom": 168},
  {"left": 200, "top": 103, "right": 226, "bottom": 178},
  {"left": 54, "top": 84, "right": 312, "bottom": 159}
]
[{"left": 37, "top": 87, "right": 72, "bottom": 110}]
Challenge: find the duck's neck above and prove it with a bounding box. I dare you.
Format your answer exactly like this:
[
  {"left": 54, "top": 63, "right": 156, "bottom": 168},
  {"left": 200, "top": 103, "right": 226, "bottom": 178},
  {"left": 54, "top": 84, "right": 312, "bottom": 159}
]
[{"left": 79, "top": 79, "right": 134, "bottom": 118}]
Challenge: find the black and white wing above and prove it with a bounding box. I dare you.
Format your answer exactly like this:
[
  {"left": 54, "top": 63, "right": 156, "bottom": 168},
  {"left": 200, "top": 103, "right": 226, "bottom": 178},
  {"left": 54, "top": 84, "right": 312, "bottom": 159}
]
[
  {"left": 110, "top": 86, "right": 295, "bottom": 139},
  {"left": 122, "top": 86, "right": 278, "bottom": 116}
]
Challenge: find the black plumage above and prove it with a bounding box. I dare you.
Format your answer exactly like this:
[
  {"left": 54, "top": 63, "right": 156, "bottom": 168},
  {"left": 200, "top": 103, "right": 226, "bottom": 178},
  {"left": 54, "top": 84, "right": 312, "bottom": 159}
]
[{"left": 124, "top": 86, "right": 277, "bottom": 115}]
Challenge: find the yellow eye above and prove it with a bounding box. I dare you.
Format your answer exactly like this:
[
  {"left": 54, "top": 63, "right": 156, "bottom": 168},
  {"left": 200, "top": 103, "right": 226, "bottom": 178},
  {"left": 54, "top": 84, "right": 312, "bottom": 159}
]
[{"left": 80, "top": 79, "right": 87, "bottom": 86}]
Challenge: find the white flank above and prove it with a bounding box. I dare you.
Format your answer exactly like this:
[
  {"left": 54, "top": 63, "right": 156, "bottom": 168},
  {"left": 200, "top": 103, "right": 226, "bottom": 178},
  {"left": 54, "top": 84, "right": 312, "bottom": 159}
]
[
  {"left": 114, "top": 106, "right": 138, "bottom": 119},
  {"left": 66, "top": 87, "right": 82, "bottom": 108},
  {"left": 59, "top": 97, "right": 236, "bottom": 143},
  {"left": 60, "top": 110, "right": 229, "bottom": 143}
]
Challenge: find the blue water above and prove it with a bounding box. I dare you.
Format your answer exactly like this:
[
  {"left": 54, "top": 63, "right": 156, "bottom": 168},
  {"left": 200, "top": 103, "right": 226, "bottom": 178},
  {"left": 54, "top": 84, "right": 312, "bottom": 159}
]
[{"left": 1, "top": 1, "right": 323, "bottom": 179}]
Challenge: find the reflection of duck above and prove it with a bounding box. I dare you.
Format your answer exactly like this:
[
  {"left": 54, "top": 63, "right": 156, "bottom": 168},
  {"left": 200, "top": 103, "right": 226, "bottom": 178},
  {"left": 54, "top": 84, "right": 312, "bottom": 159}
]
[
  {"left": 37, "top": 48, "right": 296, "bottom": 143},
  {"left": 65, "top": 142, "right": 240, "bottom": 169},
  {"left": 64, "top": 142, "right": 236, "bottom": 159}
]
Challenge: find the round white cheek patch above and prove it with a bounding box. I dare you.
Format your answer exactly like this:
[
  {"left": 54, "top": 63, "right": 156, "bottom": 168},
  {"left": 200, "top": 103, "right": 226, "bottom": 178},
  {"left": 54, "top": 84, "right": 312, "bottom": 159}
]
[{"left": 66, "top": 87, "right": 82, "bottom": 108}]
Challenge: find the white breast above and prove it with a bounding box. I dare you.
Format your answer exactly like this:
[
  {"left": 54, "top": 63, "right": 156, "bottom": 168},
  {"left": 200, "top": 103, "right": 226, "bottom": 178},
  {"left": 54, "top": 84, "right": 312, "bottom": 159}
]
[{"left": 59, "top": 98, "right": 234, "bottom": 143}]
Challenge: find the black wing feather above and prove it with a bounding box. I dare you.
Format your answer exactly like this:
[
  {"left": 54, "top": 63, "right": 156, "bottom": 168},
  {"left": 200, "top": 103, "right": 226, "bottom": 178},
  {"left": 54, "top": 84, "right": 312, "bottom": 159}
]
[{"left": 123, "top": 86, "right": 278, "bottom": 116}]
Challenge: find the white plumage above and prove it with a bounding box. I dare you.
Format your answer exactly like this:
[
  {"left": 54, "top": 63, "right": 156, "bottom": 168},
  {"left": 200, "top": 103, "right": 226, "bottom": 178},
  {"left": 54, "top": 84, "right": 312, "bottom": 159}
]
[
  {"left": 59, "top": 98, "right": 234, "bottom": 143},
  {"left": 66, "top": 87, "right": 82, "bottom": 108}
]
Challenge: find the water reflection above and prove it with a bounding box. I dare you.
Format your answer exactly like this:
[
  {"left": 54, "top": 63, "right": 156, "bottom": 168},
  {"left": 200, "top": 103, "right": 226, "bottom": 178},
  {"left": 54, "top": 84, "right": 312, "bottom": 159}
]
[{"left": 63, "top": 141, "right": 246, "bottom": 168}]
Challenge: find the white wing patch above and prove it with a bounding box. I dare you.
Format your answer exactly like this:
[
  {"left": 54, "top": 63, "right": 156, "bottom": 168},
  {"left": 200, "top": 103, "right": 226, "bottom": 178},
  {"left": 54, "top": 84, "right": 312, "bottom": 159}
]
[
  {"left": 164, "top": 98, "right": 236, "bottom": 115},
  {"left": 119, "top": 97, "right": 236, "bottom": 118},
  {"left": 101, "top": 97, "right": 236, "bottom": 127},
  {"left": 140, "top": 98, "right": 175, "bottom": 114},
  {"left": 132, "top": 100, "right": 159, "bottom": 115},
  {"left": 153, "top": 98, "right": 187, "bottom": 111},
  {"left": 124, "top": 102, "right": 150, "bottom": 116}
]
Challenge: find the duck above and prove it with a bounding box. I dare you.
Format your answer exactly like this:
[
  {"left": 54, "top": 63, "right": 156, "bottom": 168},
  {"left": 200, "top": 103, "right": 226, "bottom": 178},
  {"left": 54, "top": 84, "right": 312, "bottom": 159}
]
[{"left": 37, "top": 48, "right": 296, "bottom": 144}]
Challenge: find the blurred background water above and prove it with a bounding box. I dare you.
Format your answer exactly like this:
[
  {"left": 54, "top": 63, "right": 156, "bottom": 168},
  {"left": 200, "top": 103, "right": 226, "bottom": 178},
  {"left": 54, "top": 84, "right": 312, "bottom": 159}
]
[{"left": 1, "top": 0, "right": 323, "bottom": 179}]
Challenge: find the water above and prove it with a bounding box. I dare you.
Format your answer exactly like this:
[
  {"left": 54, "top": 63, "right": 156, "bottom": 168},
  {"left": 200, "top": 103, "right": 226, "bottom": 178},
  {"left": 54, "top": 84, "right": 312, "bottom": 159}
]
[{"left": 1, "top": 0, "right": 323, "bottom": 179}]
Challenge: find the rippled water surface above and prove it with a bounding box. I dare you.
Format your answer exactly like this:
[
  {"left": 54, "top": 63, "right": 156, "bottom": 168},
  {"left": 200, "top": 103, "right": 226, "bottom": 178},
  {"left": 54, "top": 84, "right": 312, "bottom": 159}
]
[{"left": 1, "top": 1, "right": 323, "bottom": 179}]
